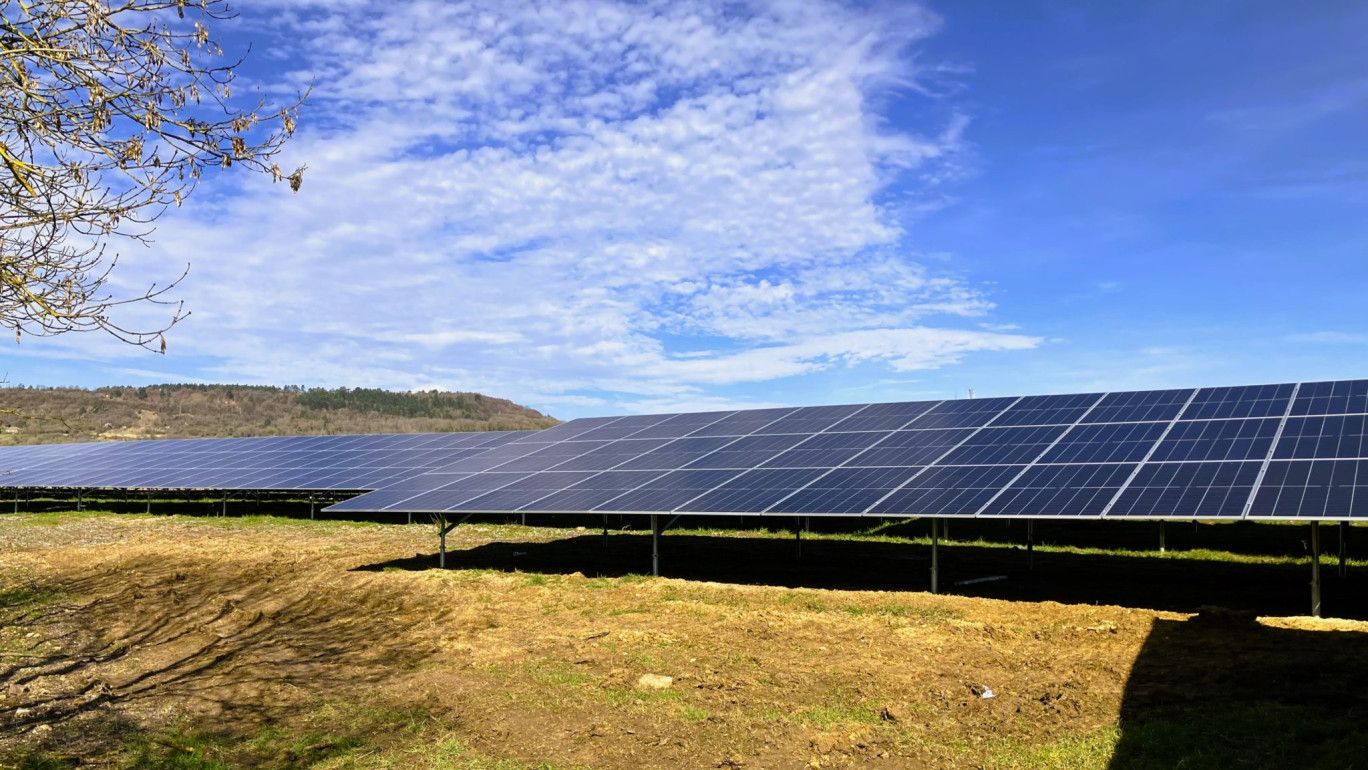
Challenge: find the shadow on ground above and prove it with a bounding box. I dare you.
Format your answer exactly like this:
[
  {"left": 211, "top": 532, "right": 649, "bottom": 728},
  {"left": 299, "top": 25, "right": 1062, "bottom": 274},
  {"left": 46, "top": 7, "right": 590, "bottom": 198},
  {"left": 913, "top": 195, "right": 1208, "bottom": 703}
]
[
  {"left": 0, "top": 553, "right": 441, "bottom": 764},
  {"left": 1108, "top": 613, "right": 1368, "bottom": 768},
  {"left": 360, "top": 528, "right": 1368, "bottom": 619}
]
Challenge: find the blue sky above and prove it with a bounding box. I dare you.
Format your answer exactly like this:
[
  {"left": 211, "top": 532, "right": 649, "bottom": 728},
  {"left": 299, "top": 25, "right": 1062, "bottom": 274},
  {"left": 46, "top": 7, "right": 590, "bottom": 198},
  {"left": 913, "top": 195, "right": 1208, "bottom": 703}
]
[{"left": 5, "top": 0, "right": 1365, "bottom": 419}]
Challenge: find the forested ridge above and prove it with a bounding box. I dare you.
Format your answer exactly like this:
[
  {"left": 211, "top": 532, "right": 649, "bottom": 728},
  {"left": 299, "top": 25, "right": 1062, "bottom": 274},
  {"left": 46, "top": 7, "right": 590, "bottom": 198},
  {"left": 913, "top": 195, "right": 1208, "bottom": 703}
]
[{"left": 0, "top": 385, "right": 558, "bottom": 444}]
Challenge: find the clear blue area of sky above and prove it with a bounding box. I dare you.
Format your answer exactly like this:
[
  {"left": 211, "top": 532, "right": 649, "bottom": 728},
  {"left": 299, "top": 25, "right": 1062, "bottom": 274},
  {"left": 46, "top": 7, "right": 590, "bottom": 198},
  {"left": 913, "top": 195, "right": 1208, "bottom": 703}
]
[{"left": 891, "top": 0, "right": 1367, "bottom": 400}]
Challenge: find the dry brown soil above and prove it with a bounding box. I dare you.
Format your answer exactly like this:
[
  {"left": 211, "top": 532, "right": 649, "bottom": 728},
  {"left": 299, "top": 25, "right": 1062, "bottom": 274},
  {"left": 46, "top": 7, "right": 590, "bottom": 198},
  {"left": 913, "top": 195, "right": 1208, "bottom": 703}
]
[{"left": 1, "top": 514, "right": 1366, "bottom": 769}]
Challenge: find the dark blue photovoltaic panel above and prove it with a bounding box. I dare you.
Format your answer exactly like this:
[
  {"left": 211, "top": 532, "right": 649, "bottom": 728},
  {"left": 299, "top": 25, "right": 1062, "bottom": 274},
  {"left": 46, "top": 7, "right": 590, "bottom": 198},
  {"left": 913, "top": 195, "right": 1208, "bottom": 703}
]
[
  {"left": 980, "top": 463, "right": 1138, "bottom": 517},
  {"left": 901, "top": 397, "right": 1017, "bottom": 429},
  {"left": 753, "top": 404, "right": 870, "bottom": 435},
  {"left": 547, "top": 438, "right": 674, "bottom": 471},
  {"left": 1247, "top": 460, "right": 1368, "bottom": 519},
  {"left": 571, "top": 414, "right": 676, "bottom": 441},
  {"left": 1080, "top": 388, "right": 1194, "bottom": 424},
  {"left": 1289, "top": 380, "right": 1368, "bottom": 417},
  {"left": 768, "top": 466, "right": 925, "bottom": 514},
  {"left": 832, "top": 400, "right": 938, "bottom": 433},
  {"left": 1273, "top": 416, "right": 1368, "bottom": 460},
  {"left": 489, "top": 442, "right": 612, "bottom": 472},
  {"left": 595, "top": 469, "right": 746, "bottom": 512},
  {"left": 1181, "top": 383, "right": 1295, "bottom": 420},
  {"left": 688, "top": 408, "right": 798, "bottom": 437},
  {"left": 625, "top": 411, "right": 737, "bottom": 440},
  {"left": 612, "top": 436, "right": 741, "bottom": 471},
  {"left": 684, "top": 433, "right": 811, "bottom": 469},
  {"left": 843, "top": 429, "right": 975, "bottom": 467},
  {"left": 681, "top": 468, "right": 832, "bottom": 513},
  {"left": 443, "top": 471, "right": 605, "bottom": 511},
  {"left": 0, "top": 431, "right": 534, "bottom": 493},
  {"left": 990, "top": 392, "right": 1103, "bottom": 427},
  {"left": 870, "top": 464, "right": 1027, "bottom": 517},
  {"left": 759, "top": 431, "right": 890, "bottom": 468},
  {"left": 935, "top": 425, "right": 1068, "bottom": 466},
  {"left": 1105, "top": 462, "right": 1261, "bottom": 518},
  {"left": 1034, "top": 421, "right": 1169, "bottom": 464},
  {"left": 1147, "top": 419, "right": 1279, "bottom": 462},
  {"left": 522, "top": 470, "right": 669, "bottom": 512}
]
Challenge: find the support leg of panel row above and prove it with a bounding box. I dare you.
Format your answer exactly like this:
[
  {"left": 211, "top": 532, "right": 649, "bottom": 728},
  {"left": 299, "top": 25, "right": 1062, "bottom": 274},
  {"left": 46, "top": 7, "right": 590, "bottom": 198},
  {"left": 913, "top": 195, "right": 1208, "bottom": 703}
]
[
  {"left": 1340, "top": 521, "right": 1349, "bottom": 579},
  {"left": 930, "top": 517, "right": 940, "bottom": 595},
  {"left": 1026, "top": 520, "right": 1034, "bottom": 570},
  {"left": 437, "top": 513, "right": 472, "bottom": 569},
  {"left": 1159, "top": 521, "right": 1166, "bottom": 553},
  {"left": 795, "top": 517, "right": 802, "bottom": 559},
  {"left": 603, "top": 513, "right": 609, "bottom": 548},
  {"left": 651, "top": 514, "right": 662, "bottom": 577},
  {"left": 1311, "top": 521, "right": 1322, "bottom": 618}
]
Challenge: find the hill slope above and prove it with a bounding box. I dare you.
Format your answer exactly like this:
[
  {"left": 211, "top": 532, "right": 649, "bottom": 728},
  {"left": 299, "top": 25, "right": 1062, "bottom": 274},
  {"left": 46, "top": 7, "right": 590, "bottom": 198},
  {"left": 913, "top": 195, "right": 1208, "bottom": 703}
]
[{"left": 0, "top": 384, "right": 558, "bottom": 444}]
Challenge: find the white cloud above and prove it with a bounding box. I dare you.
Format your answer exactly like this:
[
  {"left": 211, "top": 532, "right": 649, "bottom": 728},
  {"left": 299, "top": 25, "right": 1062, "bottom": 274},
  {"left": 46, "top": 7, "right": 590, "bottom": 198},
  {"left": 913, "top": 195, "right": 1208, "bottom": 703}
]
[
  {"left": 1286, "top": 331, "right": 1368, "bottom": 345},
  {"left": 43, "top": 0, "right": 1039, "bottom": 415}
]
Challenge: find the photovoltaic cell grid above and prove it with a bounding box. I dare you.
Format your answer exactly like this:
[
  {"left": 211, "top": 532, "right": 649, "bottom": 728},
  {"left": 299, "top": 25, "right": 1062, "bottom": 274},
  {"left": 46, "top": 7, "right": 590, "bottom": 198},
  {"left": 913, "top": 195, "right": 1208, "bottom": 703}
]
[
  {"left": 329, "top": 379, "right": 1368, "bottom": 520},
  {"left": 0, "top": 431, "right": 533, "bottom": 491}
]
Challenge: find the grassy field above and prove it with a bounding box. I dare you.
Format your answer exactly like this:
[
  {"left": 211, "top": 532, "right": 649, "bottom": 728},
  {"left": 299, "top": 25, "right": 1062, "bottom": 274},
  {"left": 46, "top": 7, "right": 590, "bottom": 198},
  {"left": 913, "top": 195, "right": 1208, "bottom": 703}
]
[{"left": 1, "top": 511, "right": 1366, "bottom": 769}]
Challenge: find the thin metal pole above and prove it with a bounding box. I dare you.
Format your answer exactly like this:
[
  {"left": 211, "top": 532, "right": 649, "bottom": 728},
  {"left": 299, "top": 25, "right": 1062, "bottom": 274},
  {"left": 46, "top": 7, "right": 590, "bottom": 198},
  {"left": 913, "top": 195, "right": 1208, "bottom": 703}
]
[
  {"left": 407, "top": 511, "right": 413, "bottom": 526},
  {"left": 930, "top": 518, "right": 940, "bottom": 594},
  {"left": 77, "top": 491, "right": 83, "bottom": 512},
  {"left": 1159, "top": 521, "right": 1166, "bottom": 553},
  {"left": 1340, "top": 521, "right": 1348, "bottom": 578},
  {"left": 603, "top": 514, "right": 609, "bottom": 547},
  {"left": 221, "top": 495, "right": 227, "bottom": 518},
  {"left": 146, "top": 492, "right": 151, "bottom": 514},
  {"left": 309, "top": 496, "right": 315, "bottom": 520},
  {"left": 439, "top": 514, "right": 448, "bottom": 569},
  {"left": 651, "top": 514, "right": 661, "bottom": 577},
  {"left": 521, "top": 512, "right": 527, "bottom": 526},
  {"left": 1311, "top": 521, "right": 1322, "bottom": 618},
  {"left": 1027, "top": 520, "right": 1034, "bottom": 570},
  {"left": 795, "top": 518, "right": 802, "bottom": 559}
]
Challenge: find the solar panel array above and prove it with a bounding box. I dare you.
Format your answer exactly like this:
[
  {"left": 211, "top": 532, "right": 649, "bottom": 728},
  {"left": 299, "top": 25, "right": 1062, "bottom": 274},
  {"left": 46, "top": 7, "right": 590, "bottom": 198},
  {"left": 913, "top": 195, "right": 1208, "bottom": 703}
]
[
  {"left": 328, "top": 379, "right": 1368, "bottom": 521},
  {"left": 0, "top": 431, "right": 532, "bottom": 492}
]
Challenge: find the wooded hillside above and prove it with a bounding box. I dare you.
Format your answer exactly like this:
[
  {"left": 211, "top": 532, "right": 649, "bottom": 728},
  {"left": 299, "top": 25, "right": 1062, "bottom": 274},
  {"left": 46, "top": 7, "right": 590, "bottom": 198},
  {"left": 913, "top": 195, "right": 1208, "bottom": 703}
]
[{"left": 0, "top": 385, "right": 559, "bottom": 445}]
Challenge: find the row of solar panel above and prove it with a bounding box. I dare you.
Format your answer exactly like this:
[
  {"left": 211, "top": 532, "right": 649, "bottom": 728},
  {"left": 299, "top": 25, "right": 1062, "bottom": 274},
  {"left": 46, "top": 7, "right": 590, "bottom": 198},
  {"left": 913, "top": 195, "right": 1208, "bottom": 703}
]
[
  {"left": 328, "top": 380, "right": 1368, "bottom": 520},
  {"left": 0, "top": 431, "right": 532, "bottom": 491}
]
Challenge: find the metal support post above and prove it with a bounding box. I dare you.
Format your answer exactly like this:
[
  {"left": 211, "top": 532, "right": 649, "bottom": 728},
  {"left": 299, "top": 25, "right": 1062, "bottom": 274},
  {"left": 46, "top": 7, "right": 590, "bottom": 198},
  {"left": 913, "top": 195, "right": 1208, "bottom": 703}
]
[
  {"left": 521, "top": 512, "right": 527, "bottom": 526},
  {"left": 77, "top": 491, "right": 83, "bottom": 512},
  {"left": 309, "top": 496, "right": 315, "bottom": 520},
  {"left": 146, "top": 493, "right": 151, "bottom": 514},
  {"left": 603, "top": 514, "right": 609, "bottom": 547},
  {"left": 795, "top": 518, "right": 803, "bottom": 559},
  {"left": 651, "top": 514, "right": 662, "bottom": 577},
  {"left": 1340, "top": 521, "right": 1349, "bottom": 578},
  {"left": 1027, "top": 520, "right": 1034, "bottom": 570},
  {"left": 1159, "top": 521, "right": 1166, "bottom": 553},
  {"left": 407, "top": 512, "right": 413, "bottom": 526},
  {"left": 1311, "top": 521, "right": 1322, "bottom": 618},
  {"left": 930, "top": 518, "right": 940, "bottom": 594},
  {"left": 439, "top": 514, "right": 448, "bottom": 568}
]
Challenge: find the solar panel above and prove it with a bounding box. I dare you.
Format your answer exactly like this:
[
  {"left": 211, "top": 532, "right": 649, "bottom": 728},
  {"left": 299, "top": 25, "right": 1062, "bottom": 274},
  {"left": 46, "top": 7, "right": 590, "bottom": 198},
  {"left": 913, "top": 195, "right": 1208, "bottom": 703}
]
[
  {"left": 0, "top": 431, "right": 532, "bottom": 492},
  {"left": 9, "top": 378, "right": 1367, "bottom": 522}
]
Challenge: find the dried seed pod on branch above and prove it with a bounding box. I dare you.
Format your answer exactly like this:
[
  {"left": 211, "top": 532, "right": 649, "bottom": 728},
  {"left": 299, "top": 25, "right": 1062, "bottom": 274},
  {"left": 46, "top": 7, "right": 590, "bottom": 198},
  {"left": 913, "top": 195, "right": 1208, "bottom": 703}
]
[{"left": 0, "top": 0, "right": 307, "bottom": 350}]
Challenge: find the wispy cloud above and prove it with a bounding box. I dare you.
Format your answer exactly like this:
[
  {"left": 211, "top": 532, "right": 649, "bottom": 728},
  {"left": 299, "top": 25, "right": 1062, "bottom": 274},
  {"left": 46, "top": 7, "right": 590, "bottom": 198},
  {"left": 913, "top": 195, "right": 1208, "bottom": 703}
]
[
  {"left": 1286, "top": 331, "right": 1368, "bottom": 345},
  {"left": 27, "top": 0, "right": 1038, "bottom": 415}
]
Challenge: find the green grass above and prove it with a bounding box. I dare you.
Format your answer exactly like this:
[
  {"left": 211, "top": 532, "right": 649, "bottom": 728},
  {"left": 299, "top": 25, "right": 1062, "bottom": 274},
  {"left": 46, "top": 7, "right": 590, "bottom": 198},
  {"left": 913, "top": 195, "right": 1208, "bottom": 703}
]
[{"left": 982, "top": 727, "right": 1121, "bottom": 770}]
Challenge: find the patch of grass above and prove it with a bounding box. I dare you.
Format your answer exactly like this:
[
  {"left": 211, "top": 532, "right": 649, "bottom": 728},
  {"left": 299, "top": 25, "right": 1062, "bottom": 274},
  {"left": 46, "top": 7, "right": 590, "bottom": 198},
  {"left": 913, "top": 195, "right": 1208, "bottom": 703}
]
[
  {"left": 841, "top": 602, "right": 961, "bottom": 622},
  {"left": 681, "top": 705, "right": 710, "bottom": 722},
  {"left": 0, "top": 584, "right": 66, "bottom": 610},
  {"left": 790, "top": 703, "right": 882, "bottom": 728},
  {"left": 983, "top": 728, "right": 1119, "bottom": 769},
  {"left": 1107, "top": 704, "right": 1368, "bottom": 769}
]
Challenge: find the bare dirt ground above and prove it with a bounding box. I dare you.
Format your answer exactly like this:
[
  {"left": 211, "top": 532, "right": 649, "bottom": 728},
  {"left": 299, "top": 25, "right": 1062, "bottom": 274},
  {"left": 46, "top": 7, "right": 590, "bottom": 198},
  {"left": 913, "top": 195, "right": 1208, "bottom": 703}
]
[{"left": 1, "top": 513, "right": 1366, "bottom": 769}]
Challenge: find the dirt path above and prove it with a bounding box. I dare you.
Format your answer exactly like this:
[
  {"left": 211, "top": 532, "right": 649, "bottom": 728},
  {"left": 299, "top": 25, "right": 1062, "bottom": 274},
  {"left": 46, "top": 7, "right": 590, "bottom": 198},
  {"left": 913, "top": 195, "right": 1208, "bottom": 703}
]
[{"left": 1, "top": 514, "right": 1366, "bottom": 769}]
